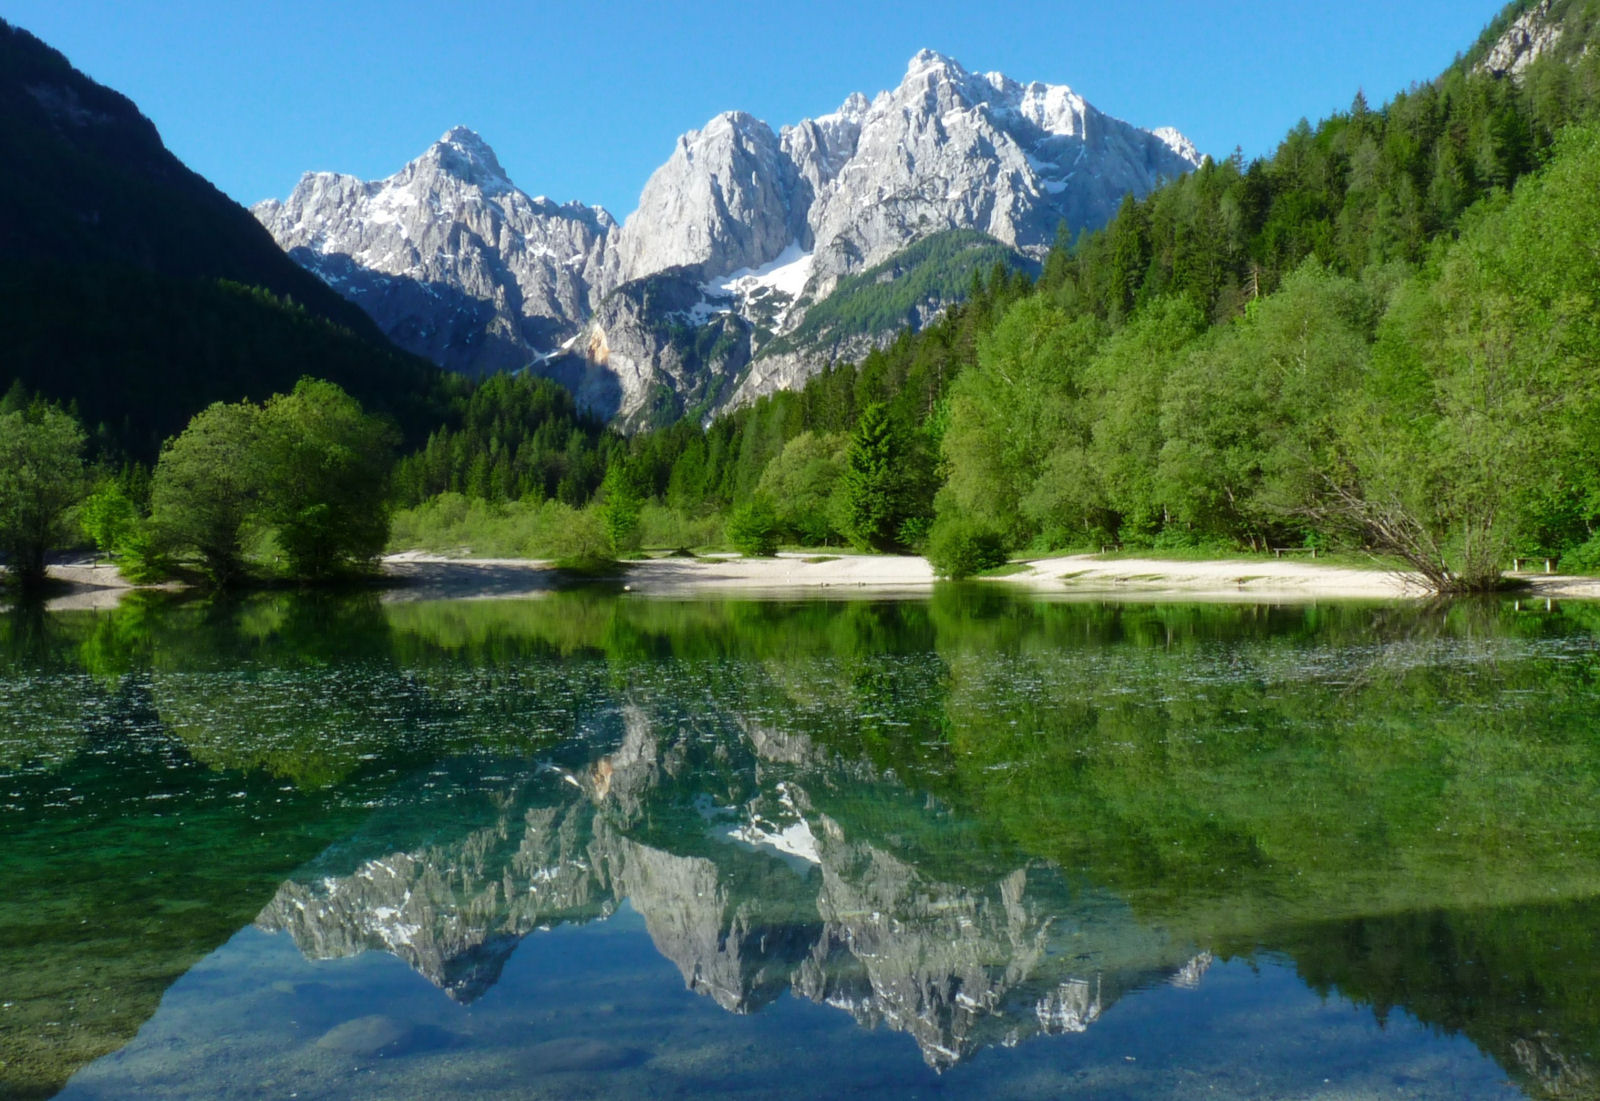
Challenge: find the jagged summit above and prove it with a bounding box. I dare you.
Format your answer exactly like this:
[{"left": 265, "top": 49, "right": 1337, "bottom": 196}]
[
  {"left": 258, "top": 51, "right": 1202, "bottom": 425},
  {"left": 252, "top": 127, "right": 613, "bottom": 378},
  {"left": 422, "top": 125, "right": 513, "bottom": 192}
]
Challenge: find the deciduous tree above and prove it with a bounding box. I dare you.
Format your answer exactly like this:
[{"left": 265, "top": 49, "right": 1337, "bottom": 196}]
[{"left": 0, "top": 403, "right": 86, "bottom": 590}]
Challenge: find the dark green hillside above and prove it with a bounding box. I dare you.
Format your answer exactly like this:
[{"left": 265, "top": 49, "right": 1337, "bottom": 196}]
[
  {"left": 0, "top": 20, "right": 454, "bottom": 458},
  {"left": 0, "top": 19, "right": 378, "bottom": 329}
]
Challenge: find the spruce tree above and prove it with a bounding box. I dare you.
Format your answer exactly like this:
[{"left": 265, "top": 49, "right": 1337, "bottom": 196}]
[{"left": 841, "top": 403, "right": 904, "bottom": 552}]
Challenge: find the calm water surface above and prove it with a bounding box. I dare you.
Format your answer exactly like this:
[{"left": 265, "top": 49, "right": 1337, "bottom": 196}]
[{"left": 3, "top": 588, "right": 1600, "bottom": 1099}]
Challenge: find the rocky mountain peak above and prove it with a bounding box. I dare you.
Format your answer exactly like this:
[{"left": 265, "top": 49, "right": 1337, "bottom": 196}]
[
  {"left": 606, "top": 108, "right": 800, "bottom": 286},
  {"left": 261, "top": 51, "right": 1202, "bottom": 427},
  {"left": 413, "top": 125, "right": 514, "bottom": 193},
  {"left": 1151, "top": 126, "right": 1200, "bottom": 163},
  {"left": 252, "top": 126, "right": 614, "bottom": 379},
  {"left": 898, "top": 48, "right": 1005, "bottom": 112}
]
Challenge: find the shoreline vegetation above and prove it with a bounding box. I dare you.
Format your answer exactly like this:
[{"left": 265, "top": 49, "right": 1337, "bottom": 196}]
[{"left": 17, "top": 549, "right": 1600, "bottom": 611}]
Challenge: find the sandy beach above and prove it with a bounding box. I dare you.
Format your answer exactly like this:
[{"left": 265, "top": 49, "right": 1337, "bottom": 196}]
[
  {"left": 373, "top": 550, "right": 1596, "bottom": 602},
  {"left": 380, "top": 550, "right": 1600, "bottom": 602},
  {"left": 17, "top": 550, "right": 1600, "bottom": 606}
]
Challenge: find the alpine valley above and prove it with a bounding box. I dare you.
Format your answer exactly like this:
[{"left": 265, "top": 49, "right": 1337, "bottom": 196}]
[{"left": 254, "top": 51, "right": 1200, "bottom": 430}]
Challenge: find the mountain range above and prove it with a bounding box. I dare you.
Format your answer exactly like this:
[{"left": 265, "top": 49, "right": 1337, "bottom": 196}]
[{"left": 254, "top": 51, "right": 1201, "bottom": 429}]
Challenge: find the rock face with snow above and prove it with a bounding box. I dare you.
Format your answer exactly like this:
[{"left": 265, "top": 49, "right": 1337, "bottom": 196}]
[
  {"left": 801, "top": 50, "right": 1198, "bottom": 294},
  {"left": 562, "top": 268, "right": 754, "bottom": 426},
  {"left": 253, "top": 127, "right": 613, "bottom": 378},
  {"left": 605, "top": 112, "right": 808, "bottom": 287},
  {"left": 257, "top": 54, "right": 1200, "bottom": 424}
]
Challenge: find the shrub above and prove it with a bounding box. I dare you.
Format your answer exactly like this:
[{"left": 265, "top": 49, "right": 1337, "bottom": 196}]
[
  {"left": 727, "top": 497, "right": 781, "bottom": 556},
  {"left": 926, "top": 515, "right": 1010, "bottom": 579}
]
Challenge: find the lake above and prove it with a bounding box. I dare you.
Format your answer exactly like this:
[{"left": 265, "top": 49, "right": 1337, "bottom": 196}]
[{"left": 4, "top": 587, "right": 1599, "bottom": 1099}]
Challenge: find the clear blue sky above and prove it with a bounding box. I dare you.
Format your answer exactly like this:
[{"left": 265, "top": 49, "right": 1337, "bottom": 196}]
[{"left": 6, "top": 1, "right": 1508, "bottom": 218}]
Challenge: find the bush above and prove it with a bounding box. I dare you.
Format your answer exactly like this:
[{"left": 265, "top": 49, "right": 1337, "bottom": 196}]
[
  {"left": 727, "top": 497, "right": 781, "bottom": 556},
  {"left": 1560, "top": 533, "right": 1600, "bottom": 574},
  {"left": 544, "top": 505, "right": 616, "bottom": 572},
  {"left": 638, "top": 503, "right": 724, "bottom": 551},
  {"left": 389, "top": 494, "right": 619, "bottom": 568},
  {"left": 926, "top": 515, "right": 1010, "bottom": 579}
]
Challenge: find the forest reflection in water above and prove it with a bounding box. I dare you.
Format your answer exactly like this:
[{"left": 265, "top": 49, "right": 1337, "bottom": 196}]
[{"left": 4, "top": 587, "right": 1600, "bottom": 1098}]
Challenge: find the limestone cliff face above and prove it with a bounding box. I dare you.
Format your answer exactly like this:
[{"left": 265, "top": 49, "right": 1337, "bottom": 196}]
[
  {"left": 569, "top": 53, "right": 1196, "bottom": 422},
  {"left": 258, "top": 54, "right": 1198, "bottom": 426},
  {"left": 605, "top": 112, "right": 808, "bottom": 287},
  {"left": 539, "top": 269, "right": 752, "bottom": 430},
  {"left": 1478, "top": 0, "right": 1565, "bottom": 79},
  {"left": 252, "top": 128, "right": 612, "bottom": 378},
  {"left": 801, "top": 51, "right": 1198, "bottom": 297}
]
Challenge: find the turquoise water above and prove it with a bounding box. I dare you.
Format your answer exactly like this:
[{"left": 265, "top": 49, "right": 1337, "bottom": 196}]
[{"left": 4, "top": 589, "right": 1600, "bottom": 1098}]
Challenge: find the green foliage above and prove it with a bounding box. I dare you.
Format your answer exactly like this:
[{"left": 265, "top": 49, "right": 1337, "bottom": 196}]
[
  {"left": 0, "top": 402, "right": 87, "bottom": 589},
  {"left": 598, "top": 459, "right": 644, "bottom": 555},
  {"left": 939, "top": 299, "right": 1106, "bottom": 547},
  {"left": 151, "top": 381, "right": 395, "bottom": 585},
  {"left": 258, "top": 380, "right": 398, "bottom": 580},
  {"left": 1314, "top": 123, "right": 1600, "bottom": 589},
  {"left": 726, "top": 495, "right": 782, "bottom": 556},
  {"left": 636, "top": 503, "right": 725, "bottom": 552},
  {"left": 391, "top": 373, "right": 614, "bottom": 508},
  {"left": 754, "top": 431, "right": 848, "bottom": 545},
  {"left": 387, "top": 492, "right": 620, "bottom": 569},
  {"left": 79, "top": 479, "right": 141, "bottom": 561},
  {"left": 925, "top": 514, "right": 1010, "bottom": 579},
  {"left": 150, "top": 400, "right": 265, "bottom": 585},
  {"left": 1158, "top": 262, "right": 1373, "bottom": 547},
  {"left": 543, "top": 506, "right": 615, "bottom": 571},
  {"left": 0, "top": 266, "right": 454, "bottom": 466}
]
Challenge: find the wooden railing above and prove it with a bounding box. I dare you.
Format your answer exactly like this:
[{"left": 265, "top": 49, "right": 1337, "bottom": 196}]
[{"left": 1511, "top": 556, "right": 1559, "bottom": 573}]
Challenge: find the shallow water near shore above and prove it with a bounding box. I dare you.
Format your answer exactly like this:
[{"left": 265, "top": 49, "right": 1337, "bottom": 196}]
[{"left": 4, "top": 587, "right": 1599, "bottom": 1098}]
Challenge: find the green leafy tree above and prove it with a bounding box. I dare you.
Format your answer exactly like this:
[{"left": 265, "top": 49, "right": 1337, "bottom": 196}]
[
  {"left": 1158, "top": 263, "right": 1372, "bottom": 548},
  {"left": 925, "top": 514, "right": 1009, "bottom": 579},
  {"left": 150, "top": 400, "right": 265, "bottom": 585},
  {"left": 938, "top": 299, "right": 1105, "bottom": 547},
  {"left": 80, "top": 480, "right": 141, "bottom": 561},
  {"left": 1315, "top": 125, "right": 1600, "bottom": 590},
  {"left": 259, "top": 380, "right": 398, "bottom": 580},
  {"left": 0, "top": 403, "right": 87, "bottom": 590},
  {"left": 1083, "top": 297, "right": 1209, "bottom": 540},
  {"left": 755, "top": 431, "right": 847, "bottom": 545}
]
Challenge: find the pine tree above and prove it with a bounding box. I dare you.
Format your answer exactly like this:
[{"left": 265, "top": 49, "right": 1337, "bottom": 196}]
[{"left": 841, "top": 403, "right": 905, "bottom": 552}]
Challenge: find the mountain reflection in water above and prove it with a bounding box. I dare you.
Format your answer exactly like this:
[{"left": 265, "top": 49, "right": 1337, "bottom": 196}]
[
  {"left": 256, "top": 704, "right": 1205, "bottom": 1069},
  {"left": 6, "top": 588, "right": 1600, "bottom": 1099}
]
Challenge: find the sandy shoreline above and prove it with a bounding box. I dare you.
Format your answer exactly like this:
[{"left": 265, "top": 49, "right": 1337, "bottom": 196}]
[
  {"left": 376, "top": 551, "right": 1595, "bottom": 602},
  {"left": 16, "top": 551, "right": 1600, "bottom": 607}
]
